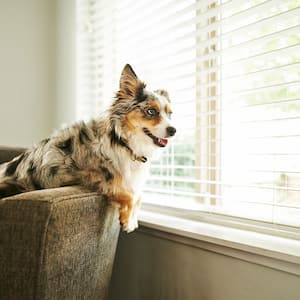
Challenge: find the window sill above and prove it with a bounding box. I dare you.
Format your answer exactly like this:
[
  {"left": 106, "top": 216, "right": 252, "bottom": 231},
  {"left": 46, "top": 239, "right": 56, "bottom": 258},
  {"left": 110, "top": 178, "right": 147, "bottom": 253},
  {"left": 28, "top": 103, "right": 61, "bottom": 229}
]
[{"left": 138, "top": 209, "right": 300, "bottom": 276}]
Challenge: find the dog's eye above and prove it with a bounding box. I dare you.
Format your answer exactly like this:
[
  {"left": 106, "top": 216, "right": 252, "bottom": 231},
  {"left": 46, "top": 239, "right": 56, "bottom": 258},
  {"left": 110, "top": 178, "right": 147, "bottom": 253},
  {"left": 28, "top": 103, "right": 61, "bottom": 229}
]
[{"left": 146, "top": 108, "right": 158, "bottom": 117}]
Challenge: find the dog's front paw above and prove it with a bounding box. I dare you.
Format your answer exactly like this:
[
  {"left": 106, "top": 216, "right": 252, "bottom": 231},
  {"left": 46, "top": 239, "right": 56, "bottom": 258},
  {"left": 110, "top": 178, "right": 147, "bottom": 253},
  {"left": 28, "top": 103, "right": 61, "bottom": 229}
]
[
  {"left": 121, "top": 214, "right": 139, "bottom": 233},
  {"left": 122, "top": 223, "right": 137, "bottom": 233}
]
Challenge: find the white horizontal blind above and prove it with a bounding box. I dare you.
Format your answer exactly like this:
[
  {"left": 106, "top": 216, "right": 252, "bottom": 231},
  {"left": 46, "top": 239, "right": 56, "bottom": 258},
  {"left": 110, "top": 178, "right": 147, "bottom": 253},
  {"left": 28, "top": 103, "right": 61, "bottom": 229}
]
[
  {"left": 77, "top": 0, "right": 300, "bottom": 228},
  {"left": 76, "top": 0, "right": 96, "bottom": 120}
]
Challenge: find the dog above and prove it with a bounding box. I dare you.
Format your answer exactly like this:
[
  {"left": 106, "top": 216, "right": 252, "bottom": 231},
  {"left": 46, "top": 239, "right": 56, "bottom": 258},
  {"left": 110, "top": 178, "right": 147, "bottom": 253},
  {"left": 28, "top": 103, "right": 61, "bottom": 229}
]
[{"left": 0, "top": 64, "right": 176, "bottom": 232}]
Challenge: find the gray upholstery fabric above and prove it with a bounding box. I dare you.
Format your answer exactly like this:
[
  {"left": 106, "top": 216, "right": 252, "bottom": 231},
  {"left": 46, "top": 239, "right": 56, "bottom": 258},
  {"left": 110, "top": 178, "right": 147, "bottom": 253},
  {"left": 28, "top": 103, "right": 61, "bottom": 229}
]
[{"left": 0, "top": 147, "right": 120, "bottom": 300}]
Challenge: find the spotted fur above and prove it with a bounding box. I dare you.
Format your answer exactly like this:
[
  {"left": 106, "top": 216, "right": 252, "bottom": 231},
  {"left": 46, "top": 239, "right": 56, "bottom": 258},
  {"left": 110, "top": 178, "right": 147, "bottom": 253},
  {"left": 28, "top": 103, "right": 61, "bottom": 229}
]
[{"left": 0, "top": 64, "right": 176, "bottom": 232}]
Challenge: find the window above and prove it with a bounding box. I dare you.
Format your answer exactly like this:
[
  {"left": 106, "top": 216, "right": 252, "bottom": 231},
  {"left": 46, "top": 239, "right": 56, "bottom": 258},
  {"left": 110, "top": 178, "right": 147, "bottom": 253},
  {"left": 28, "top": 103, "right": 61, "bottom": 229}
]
[{"left": 77, "top": 0, "right": 300, "bottom": 229}]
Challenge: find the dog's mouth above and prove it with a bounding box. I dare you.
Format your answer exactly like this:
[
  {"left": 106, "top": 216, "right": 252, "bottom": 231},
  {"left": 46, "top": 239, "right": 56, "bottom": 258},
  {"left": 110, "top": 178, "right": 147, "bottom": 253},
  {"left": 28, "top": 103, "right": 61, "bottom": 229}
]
[{"left": 143, "top": 128, "right": 168, "bottom": 147}]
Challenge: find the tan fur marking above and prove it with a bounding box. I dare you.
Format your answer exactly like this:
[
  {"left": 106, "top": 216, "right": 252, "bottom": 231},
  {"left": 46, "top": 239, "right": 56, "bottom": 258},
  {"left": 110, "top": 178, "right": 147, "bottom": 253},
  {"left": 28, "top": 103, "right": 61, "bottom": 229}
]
[
  {"left": 148, "top": 99, "right": 161, "bottom": 112},
  {"left": 165, "top": 103, "right": 172, "bottom": 115},
  {"left": 147, "top": 117, "right": 161, "bottom": 127},
  {"left": 108, "top": 191, "right": 134, "bottom": 226},
  {"left": 125, "top": 110, "right": 143, "bottom": 131}
]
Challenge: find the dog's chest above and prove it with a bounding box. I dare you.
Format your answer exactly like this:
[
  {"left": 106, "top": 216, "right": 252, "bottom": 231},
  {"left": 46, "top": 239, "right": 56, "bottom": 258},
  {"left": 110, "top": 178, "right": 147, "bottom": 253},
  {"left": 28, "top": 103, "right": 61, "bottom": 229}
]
[{"left": 121, "top": 161, "right": 148, "bottom": 194}]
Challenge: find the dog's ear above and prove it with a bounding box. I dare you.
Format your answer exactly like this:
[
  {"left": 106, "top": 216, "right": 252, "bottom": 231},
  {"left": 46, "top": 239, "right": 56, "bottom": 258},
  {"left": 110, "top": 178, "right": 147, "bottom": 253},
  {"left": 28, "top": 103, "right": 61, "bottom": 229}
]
[
  {"left": 154, "top": 89, "right": 170, "bottom": 101},
  {"left": 120, "top": 64, "right": 138, "bottom": 87},
  {"left": 117, "top": 64, "right": 146, "bottom": 102}
]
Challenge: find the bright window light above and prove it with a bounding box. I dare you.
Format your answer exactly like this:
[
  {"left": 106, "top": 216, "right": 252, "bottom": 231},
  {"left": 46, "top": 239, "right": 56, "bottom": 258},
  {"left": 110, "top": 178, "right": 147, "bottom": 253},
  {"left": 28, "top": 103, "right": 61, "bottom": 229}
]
[{"left": 77, "top": 0, "right": 300, "bottom": 228}]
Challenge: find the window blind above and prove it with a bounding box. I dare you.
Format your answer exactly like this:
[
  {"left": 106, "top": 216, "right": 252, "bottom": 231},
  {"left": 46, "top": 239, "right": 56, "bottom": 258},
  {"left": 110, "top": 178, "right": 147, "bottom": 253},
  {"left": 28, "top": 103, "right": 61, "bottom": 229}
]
[{"left": 77, "top": 0, "right": 300, "bottom": 228}]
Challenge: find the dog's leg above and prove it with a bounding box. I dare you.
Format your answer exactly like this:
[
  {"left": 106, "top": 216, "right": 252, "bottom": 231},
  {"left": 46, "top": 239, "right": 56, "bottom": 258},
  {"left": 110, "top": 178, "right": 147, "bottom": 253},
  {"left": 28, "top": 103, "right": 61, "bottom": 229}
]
[
  {"left": 108, "top": 191, "right": 138, "bottom": 233},
  {"left": 118, "top": 195, "right": 141, "bottom": 232},
  {"left": 78, "top": 170, "right": 139, "bottom": 232}
]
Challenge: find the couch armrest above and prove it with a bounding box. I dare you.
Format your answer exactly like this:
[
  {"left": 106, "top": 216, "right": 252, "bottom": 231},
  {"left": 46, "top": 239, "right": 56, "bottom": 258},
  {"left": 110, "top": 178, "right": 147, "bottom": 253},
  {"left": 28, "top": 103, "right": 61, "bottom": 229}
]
[
  {"left": 0, "top": 186, "right": 120, "bottom": 300},
  {"left": 0, "top": 146, "right": 27, "bottom": 163}
]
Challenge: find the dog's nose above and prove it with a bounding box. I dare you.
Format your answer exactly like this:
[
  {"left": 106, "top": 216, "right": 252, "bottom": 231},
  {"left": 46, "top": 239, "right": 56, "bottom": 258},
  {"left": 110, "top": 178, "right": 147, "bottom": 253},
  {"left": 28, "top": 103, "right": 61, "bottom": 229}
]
[{"left": 166, "top": 126, "right": 176, "bottom": 137}]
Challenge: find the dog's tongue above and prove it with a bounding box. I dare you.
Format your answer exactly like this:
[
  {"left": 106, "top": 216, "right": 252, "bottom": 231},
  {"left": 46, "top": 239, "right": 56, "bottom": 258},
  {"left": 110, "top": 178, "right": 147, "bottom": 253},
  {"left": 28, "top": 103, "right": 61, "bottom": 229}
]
[{"left": 159, "top": 138, "right": 168, "bottom": 146}]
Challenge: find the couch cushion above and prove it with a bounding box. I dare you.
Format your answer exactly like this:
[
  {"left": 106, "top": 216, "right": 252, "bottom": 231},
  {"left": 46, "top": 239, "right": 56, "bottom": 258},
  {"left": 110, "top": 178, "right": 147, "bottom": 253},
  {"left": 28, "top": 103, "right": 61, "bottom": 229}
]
[{"left": 0, "top": 186, "right": 120, "bottom": 299}]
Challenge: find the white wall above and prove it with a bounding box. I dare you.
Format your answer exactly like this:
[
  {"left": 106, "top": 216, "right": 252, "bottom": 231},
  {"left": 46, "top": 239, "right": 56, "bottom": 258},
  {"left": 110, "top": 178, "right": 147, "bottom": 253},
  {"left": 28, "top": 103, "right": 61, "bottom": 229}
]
[
  {"left": 110, "top": 229, "right": 300, "bottom": 300},
  {"left": 55, "top": 0, "right": 77, "bottom": 128},
  {"left": 0, "top": 0, "right": 77, "bottom": 148},
  {"left": 0, "top": 0, "right": 56, "bottom": 147}
]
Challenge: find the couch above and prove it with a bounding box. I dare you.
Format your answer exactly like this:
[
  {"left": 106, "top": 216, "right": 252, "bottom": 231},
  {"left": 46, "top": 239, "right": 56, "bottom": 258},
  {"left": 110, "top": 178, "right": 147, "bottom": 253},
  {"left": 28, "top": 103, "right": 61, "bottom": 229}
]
[{"left": 0, "top": 146, "right": 120, "bottom": 300}]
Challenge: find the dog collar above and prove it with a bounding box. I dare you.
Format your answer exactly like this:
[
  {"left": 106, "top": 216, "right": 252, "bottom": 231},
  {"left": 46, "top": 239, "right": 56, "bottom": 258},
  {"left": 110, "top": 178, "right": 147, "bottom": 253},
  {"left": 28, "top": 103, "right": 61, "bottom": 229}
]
[
  {"left": 109, "top": 128, "right": 148, "bottom": 164},
  {"left": 133, "top": 155, "right": 147, "bottom": 163}
]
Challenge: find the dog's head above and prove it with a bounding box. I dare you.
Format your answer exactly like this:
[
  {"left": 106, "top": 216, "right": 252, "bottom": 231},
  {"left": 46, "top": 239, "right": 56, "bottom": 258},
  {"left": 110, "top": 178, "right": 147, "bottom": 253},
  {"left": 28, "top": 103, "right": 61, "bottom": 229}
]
[{"left": 109, "top": 64, "right": 176, "bottom": 159}]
